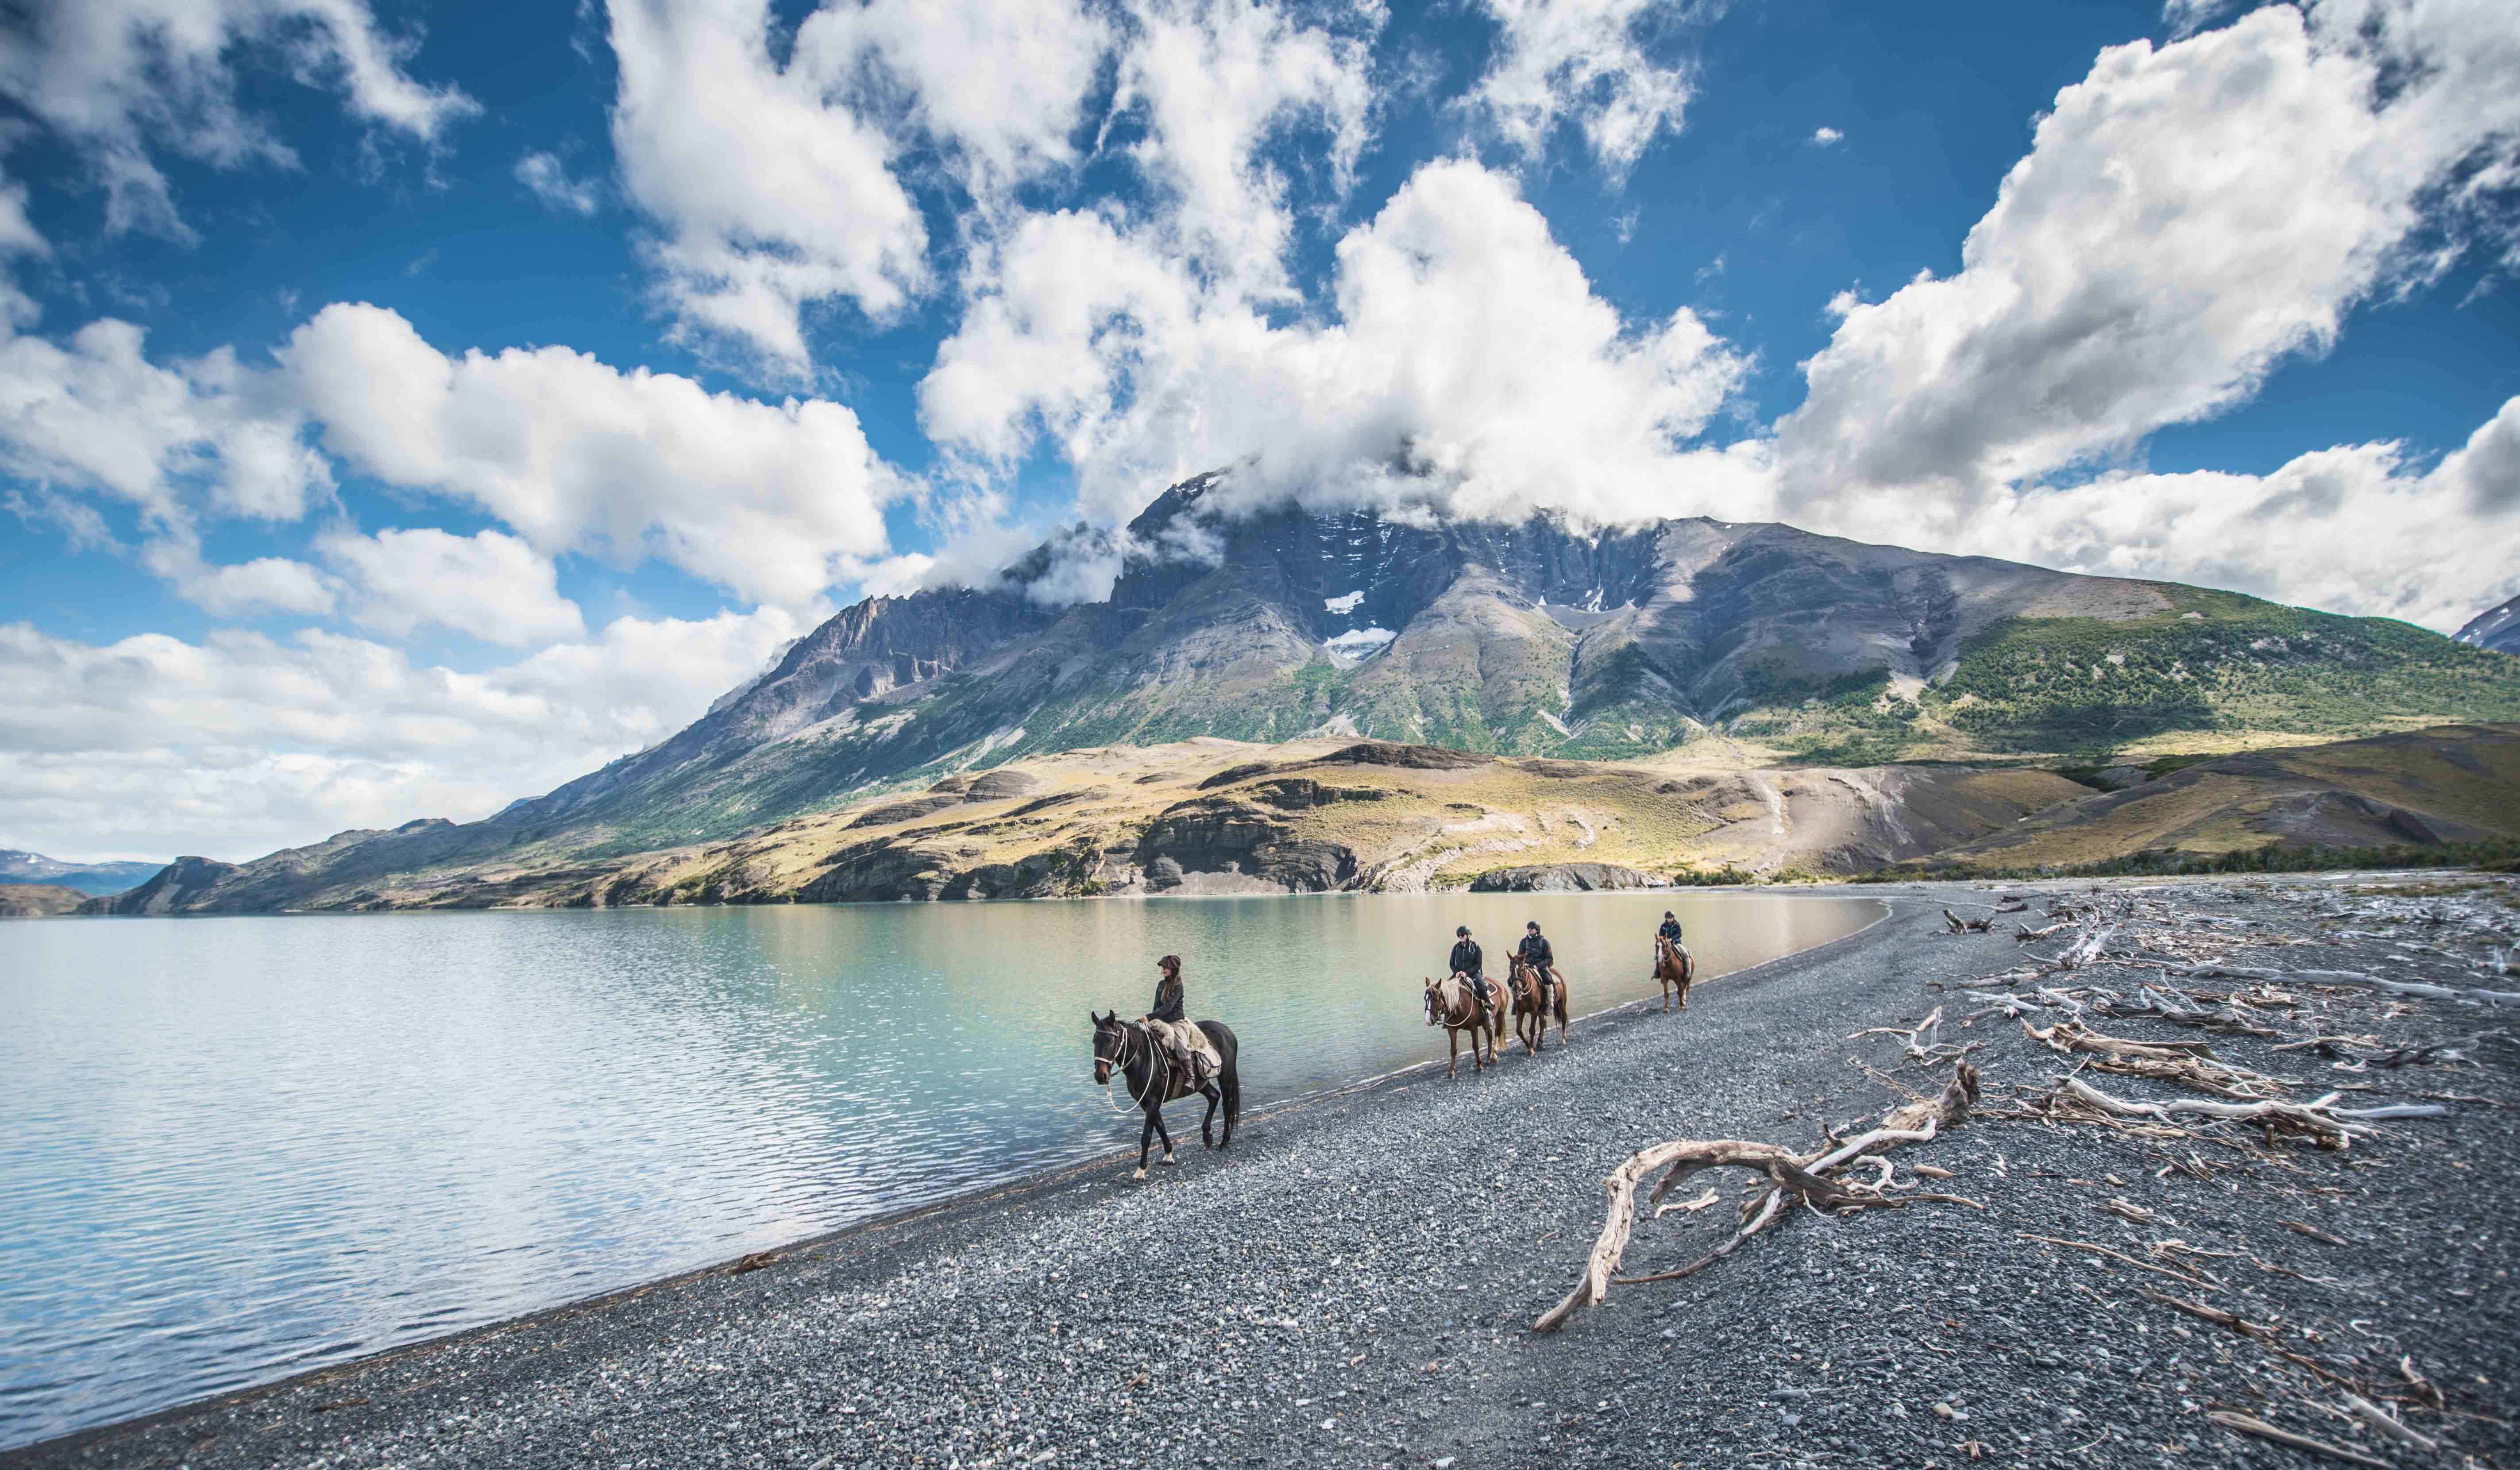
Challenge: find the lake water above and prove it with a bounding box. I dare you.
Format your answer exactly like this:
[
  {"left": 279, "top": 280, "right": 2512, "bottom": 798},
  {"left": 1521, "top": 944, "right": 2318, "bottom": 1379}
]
[{"left": 0, "top": 890, "right": 1877, "bottom": 1448}]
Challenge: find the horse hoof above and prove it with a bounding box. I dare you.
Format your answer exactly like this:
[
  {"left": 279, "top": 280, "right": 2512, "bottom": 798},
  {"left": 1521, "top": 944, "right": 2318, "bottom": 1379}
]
[
  {"left": 1162, "top": 1154, "right": 1178, "bottom": 1166},
  {"left": 1131, "top": 1168, "right": 1147, "bottom": 1181}
]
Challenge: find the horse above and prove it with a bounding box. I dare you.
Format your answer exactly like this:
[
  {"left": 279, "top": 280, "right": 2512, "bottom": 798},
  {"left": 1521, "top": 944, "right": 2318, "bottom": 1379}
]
[
  {"left": 1090, "top": 1011, "right": 1240, "bottom": 1180},
  {"left": 1653, "top": 933, "right": 1696, "bottom": 1012},
  {"left": 1423, "top": 972, "right": 1503, "bottom": 1076},
  {"left": 1509, "top": 954, "right": 1570, "bottom": 1055}
]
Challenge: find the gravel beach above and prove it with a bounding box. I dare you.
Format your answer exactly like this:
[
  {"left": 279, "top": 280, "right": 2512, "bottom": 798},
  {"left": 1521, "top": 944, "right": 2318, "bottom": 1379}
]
[{"left": 13, "top": 877, "right": 2516, "bottom": 1470}]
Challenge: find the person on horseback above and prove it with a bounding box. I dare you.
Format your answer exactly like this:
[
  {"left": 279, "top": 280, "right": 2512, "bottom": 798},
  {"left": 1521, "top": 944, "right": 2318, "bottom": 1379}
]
[
  {"left": 1448, "top": 925, "right": 1489, "bottom": 1006},
  {"left": 1656, "top": 909, "right": 1685, "bottom": 969},
  {"left": 1517, "top": 920, "right": 1559, "bottom": 1007},
  {"left": 1142, "top": 954, "right": 1218, "bottom": 1089}
]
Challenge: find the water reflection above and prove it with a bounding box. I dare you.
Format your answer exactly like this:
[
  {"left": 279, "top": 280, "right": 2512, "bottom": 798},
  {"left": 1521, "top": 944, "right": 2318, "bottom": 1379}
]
[{"left": 0, "top": 890, "right": 1874, "bottom": 1447}]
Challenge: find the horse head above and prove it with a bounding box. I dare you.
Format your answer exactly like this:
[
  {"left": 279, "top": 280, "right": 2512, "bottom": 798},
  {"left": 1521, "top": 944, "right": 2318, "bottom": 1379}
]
[
  {"left": 1090, "top": 1010, "right": 1129, "bottom": 1085},
  {"left": 1423, "top": 977, "right": 1446, "bottom": 1027}
]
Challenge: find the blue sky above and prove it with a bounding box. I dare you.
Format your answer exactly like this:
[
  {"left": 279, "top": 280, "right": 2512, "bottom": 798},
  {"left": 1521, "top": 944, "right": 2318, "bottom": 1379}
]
[{"left": 0, "top": 0, "right": 2514, "bottom": 862}]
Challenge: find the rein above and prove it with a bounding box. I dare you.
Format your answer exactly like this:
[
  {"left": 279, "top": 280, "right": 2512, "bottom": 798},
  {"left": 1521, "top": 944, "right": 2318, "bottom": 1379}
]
[
  {"left": 1096, "top": 1020, "right": 1173, "bottom": 1113},
  {"left": 1431, "top": 976, "right": 1486, "bottom": 1028}
]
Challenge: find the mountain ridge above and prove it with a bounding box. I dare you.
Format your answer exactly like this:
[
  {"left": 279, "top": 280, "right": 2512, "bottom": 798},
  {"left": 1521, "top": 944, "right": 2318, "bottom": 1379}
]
[
  {"left": 0, "top": 849, "right": 161, "bottom": 897},
  {"left": 79, "top": 480, "right": 2520, "bottom": 913}
]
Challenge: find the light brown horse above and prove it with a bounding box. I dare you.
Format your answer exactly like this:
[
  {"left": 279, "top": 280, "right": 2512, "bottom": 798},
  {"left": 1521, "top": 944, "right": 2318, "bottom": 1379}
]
[
  {"left": 1653, "top": 934, "right": 1696, "bottom": 1012},
  {"left": 1423, "top": 973, "right": 1503, "bottom": 1076},
  {"left": 1509, "top": 955, "right": 1570, "bottom": 1054}
]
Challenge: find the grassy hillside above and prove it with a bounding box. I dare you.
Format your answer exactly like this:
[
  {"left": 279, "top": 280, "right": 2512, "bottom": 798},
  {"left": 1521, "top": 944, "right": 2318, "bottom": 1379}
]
[
  {"left": 1913, "top": 723, "right": 2520, "bottom": 873},
  {"left": 1743, "top": 589, "right": 2520, "bottom": 767}
]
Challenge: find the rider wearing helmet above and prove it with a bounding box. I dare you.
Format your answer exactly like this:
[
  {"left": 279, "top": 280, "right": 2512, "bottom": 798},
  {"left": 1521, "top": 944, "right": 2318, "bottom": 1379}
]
[
  {"left": 1447, "top": 925, "right": 1488, "bottom": 1006},
  {"left": 1142, "top": 954, "right": 1219, "bottom": 1089},
  {"left": 1516, "top": 920, "right": 1558, "bottom": 1007},
  {"left": 1656, "top": 910, "right": 1685, "bottom": 970}
]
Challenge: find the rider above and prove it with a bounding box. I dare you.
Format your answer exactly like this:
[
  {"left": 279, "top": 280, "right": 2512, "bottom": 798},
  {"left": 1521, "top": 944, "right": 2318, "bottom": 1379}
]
[
  {"left": 1143, "top": 954, "right": 1216, "bottom": 1089},
  {"left": 1447, "top": 925, "right": 1488, "bottom": 1006},
  {"left": 1656, "top": 909, "right": 1685, "bottom": 970},
  {"left": 1517, "top": 920, "right": 1559, "bottom": 1007}
]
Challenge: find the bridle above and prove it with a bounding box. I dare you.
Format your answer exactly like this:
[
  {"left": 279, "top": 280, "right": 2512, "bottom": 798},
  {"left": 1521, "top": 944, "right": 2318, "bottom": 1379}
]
[
  {"left": 1094, "top": 1019, "right": 1166, "bottom": 1111},
  {"left": 1426, "top": 976, "right": 1480, "bottom": 1028}
]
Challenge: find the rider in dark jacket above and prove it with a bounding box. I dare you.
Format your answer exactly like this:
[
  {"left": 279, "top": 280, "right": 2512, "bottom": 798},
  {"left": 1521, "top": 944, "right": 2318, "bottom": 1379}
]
[
  {"left": 1517, "top": 922, "right": 1557, "bottom": 1003},
  {"left": 1448, "top": 926, "right": 1487, "bottom": 1004},
  {"left": 1143, "top": 954, "right": 1214, "bottom": 1088},
  {"left": 1148, "top": 954, "right": 1186, "bottom": 1023},
  {"left": 1656, "top": 911, "right": 1685, "bottom": 969}
]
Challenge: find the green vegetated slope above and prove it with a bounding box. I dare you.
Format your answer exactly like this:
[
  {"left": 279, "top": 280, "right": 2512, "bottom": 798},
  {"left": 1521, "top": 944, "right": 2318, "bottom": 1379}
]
[{"left": 1744, "top": 588, "right": 2520, "bottom": 768}]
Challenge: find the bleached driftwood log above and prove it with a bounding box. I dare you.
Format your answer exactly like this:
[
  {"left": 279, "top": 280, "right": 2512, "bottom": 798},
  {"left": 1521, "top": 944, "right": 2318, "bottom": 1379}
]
[
  {"left": 2022, "top": 1019, "right": 2293, "bottom": 1100},
  {"left": 2171, "top": 964, "right": 2520, "bottom": 1007},
  {"left": 2049, "top": 1076, "right": 2444, "bottom": 1148},
  {"left": 1533, "top": 1064, "right": 1979, "bottom": 1333}
]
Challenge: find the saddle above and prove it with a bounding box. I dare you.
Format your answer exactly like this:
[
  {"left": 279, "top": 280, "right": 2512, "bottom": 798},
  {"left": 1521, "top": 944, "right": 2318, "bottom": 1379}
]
[{"left": 1145, "top": 1018, "right": 1224, "bottom": 1081}]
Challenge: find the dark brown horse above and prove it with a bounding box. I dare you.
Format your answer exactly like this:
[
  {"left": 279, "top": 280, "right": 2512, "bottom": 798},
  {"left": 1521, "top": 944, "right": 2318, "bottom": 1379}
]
[
  {"left": 1509, "top": 955, "right": 1570, "bottom": 1054},
  {"left": 1653, "top": 934, "right": 1696, "bottom": 1012},
  {"left": 1091, "top": 1011, "right": 1239, "bottom": 1179},
  {"left": 1422, "top": 974, "right": 1503, "bottom": 1076}
]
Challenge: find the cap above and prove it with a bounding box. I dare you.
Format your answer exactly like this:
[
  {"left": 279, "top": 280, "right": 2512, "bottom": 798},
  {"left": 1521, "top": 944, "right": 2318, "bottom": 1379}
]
[{"left": 1455, "top": 925, "right": 1470, "bottom": 936}]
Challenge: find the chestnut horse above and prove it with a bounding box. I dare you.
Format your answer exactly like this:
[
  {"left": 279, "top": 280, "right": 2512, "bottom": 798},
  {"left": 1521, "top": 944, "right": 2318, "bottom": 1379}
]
[
  {"left": 1509, "top": 954, "right": 1570, "bottom": 1054},
  {"left": 1422, "top": 973, "right": 1504, "bottom": 1076},
  {"left": 1654, "top": 934, "right": 1696, "bottom": 1012}
]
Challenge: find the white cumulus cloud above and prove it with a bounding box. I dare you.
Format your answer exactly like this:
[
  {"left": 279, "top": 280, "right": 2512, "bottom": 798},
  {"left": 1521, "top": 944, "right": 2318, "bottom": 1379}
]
[
  {"left": 1473, "top": 0, "right": 1695, "bottom": 178},
  {"left": 1920, "top": 394, "right": 2520, "bottom": 635},
  {"left": 318, "top": 526, "right": 587, "bottom": 645},
  {"left": 604, "top": 0, "right": 932, "bottom": 372},
  {"left": 1774, "top": 1, "right": 2520, "bottom": 526},
  {"left": 0, "top": 604, "right": 810, "bottom": 860},
  {"left": 514, "top": 151, "right": 602, "bottom": 216},
  {"left": 0, "top": 0, "right": 476, "bottom": 239},
  {"left": 280, "top": 302, "right": 902, "bottom": 612},
  {"left": 925, "top": 158, "right": 1755, "bottom": 570}
]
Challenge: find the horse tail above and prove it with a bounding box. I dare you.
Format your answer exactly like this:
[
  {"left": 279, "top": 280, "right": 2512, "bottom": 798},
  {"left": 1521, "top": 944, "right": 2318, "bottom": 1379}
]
[{"left": 1200, "top": 1020, "right": 1241, "bottom": 1135}]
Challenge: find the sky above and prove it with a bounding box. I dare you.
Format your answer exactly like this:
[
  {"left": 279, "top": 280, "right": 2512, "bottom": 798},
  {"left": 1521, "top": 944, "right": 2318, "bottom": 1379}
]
[{"left": 0, "top": 0, "right": 2515, "bottom": 864}]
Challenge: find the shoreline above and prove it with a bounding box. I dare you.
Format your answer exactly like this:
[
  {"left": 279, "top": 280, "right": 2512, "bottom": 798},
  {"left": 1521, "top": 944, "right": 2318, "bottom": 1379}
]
[
  {"left": 5, "top": 891, "right": 1894, "bottom": 1458},
  {"left": 12, "top": 875, "right": 2513, "bottom": 1468}
]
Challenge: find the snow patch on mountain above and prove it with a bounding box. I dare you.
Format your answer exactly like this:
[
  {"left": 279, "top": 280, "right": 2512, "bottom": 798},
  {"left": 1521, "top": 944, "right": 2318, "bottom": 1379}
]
[{"left": 1326, "top": 626, "right": 1397, "bottom": 658}]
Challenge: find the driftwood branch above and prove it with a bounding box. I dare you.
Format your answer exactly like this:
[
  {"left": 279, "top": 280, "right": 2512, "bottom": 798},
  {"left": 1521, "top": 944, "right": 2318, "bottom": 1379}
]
[
  {"left": 2172, "top": 964, "right": 2520, "bottom": 1007},
  {"left": 2051, "top": 1076, "right": 2380, "bottom": 1148},
  {"left": 1533, "top": 1064, "right": 1978, "bottom": 1333},
  {"left": 2023, "top": 1019, "right": 2292, "bottom": 1100},
  {"left": 2205, "top": 1411, "right": 2390, "bottom": 1468}
]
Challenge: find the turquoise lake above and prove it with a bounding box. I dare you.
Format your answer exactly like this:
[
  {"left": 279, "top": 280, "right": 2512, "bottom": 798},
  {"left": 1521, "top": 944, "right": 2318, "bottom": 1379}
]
[{"left": 0, "top": 889, "right": 1878, "bottom": 1447}]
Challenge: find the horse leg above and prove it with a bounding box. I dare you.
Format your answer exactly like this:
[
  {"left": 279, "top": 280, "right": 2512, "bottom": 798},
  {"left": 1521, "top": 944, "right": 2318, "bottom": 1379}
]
[
  {"left": 1135, "top": 1113, "right": 1156, "bottom": 1180},
  {"left": 1154, "top": 1106, "right": 1178, "bottom": 1166},
  {"left": 1447, "top": 1026, "right": 1461, "bottom": 1078},
  {"left": 1200, "top": 1084, "right": 1219, "bottom": 1147}
]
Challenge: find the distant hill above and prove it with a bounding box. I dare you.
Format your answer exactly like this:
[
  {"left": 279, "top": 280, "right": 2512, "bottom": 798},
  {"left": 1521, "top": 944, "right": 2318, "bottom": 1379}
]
[
  {"left": 1914, "top": 723, "right": 2520, "bottom": 872},
  {"left": 79, "top": 482, "right": 2520, "bottom": 914},
  {"left": 0, "top": 884, "right": 90, "bottom": 917},
  {"left": 2458, "top": 594, "right": 2520, "bottom": 655},
  {"left": 0, "top": 849, "right": 160, "bottom": 897}
]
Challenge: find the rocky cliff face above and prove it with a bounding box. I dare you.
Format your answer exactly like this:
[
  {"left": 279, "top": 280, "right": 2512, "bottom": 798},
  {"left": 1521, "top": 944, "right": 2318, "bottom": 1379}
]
[{"left": 2459, "top": 594, "right": 2520, "bottom": 655}]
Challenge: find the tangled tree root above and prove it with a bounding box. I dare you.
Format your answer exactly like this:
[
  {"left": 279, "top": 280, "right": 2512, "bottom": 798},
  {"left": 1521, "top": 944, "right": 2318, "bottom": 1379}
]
[
  {"left": 2022, "top": 1019, "right": 2295, "bottom": 1100},
  {"left": 1532, "top": 1062, "right": 1980, "bottom": 1333}
]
